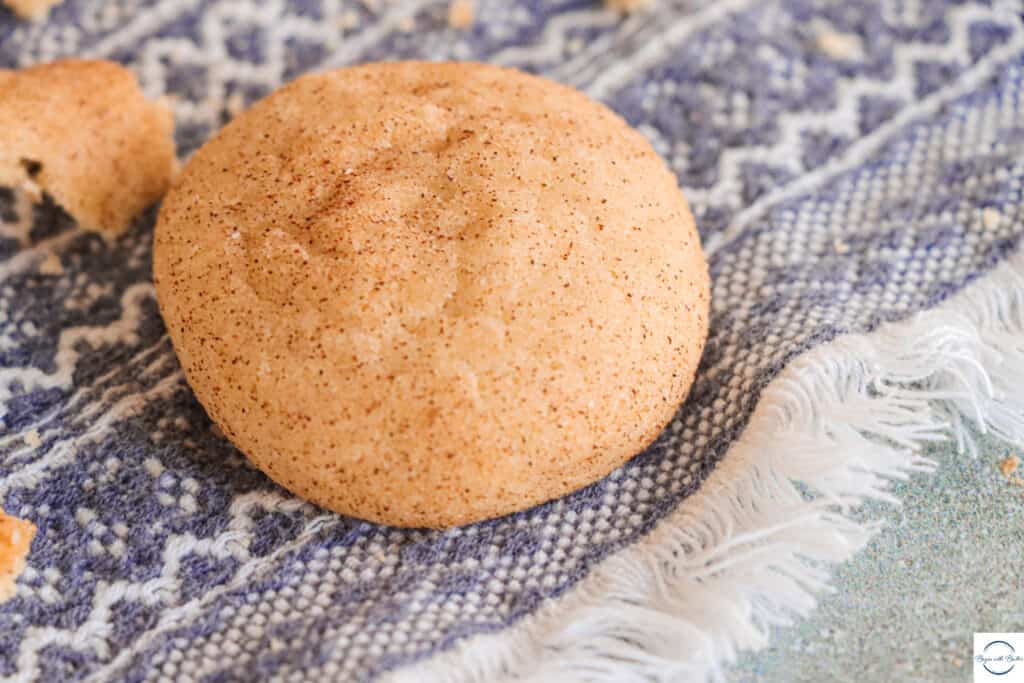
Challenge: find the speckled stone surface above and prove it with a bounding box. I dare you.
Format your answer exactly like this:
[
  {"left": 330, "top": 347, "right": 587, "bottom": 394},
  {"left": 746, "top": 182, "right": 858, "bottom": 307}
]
[{"left": 727, "top": 431, "right": 1024, "bottom": 683}]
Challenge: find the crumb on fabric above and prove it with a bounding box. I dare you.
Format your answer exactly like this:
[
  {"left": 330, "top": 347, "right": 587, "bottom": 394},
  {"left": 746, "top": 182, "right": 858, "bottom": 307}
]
[
  {"left": 447, "top": 0, "right": 473, "bottom": 29},
  {"left": 998, "top": 454, "right": 1024, "bottom": 489},
  {"left": 397, "top": 15, "right": 415, "bottom": 33},
  {"left": 3, "top": 0, "right": 62, "bottom": 20},
  {"left": 604, "top": 0, "right": 654, "bottom": 13},
  {"left": 225, "top": 92, "right": 246, "bottom": 118},
  {"left": 815, "top": 28, "right": 864, "bottom": 60},
  {"left": 833, "top": 238, "right": 851, "bottom": 254},
  {"left": 337, "top": 9, "right": 360, "bottom": 30},
  {"left": 0, "top": 508, "right": 36, "bottom": 603},
  {"left": 22, "top": 429, "right": 41, "bottom": 448},
  {"left": 999, "top": 454, "right": 1019, "bottom": 478},
  {"left": 38, "top": 251, "right": 62, "bottom": 275}
]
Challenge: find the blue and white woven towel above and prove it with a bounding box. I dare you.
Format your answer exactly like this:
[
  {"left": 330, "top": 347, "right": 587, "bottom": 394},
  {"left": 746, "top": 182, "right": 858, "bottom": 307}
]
[{"left": 3, "top": 1, "right": 1024, "bottom": 681}]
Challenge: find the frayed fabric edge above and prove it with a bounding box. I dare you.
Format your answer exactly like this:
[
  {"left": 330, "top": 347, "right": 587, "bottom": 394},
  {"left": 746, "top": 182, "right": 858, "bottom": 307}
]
[{"left": 384, "top": 249, "right": 1024, "bottom": 683}]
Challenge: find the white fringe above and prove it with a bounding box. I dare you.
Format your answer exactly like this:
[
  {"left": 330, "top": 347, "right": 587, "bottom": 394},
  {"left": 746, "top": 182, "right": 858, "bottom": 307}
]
[{"left": 384, "top": 248, "right": 1024, "bottom": 683}]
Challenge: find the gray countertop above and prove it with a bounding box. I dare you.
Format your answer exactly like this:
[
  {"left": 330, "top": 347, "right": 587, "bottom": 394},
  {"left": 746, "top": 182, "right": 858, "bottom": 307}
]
[{"left": 727, "top": 431, "right": 1024, "bottom": 683}]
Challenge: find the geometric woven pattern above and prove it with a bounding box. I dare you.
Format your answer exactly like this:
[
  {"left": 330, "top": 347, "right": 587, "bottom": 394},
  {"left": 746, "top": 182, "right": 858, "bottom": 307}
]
[{"left": 2, "top": 0, "right": 1022, "bottom": 680}]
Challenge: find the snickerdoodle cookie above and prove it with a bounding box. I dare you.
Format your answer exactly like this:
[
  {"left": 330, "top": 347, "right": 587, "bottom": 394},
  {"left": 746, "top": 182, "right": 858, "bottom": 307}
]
[
  {"left": 154, "top": 61, "right": 709, "bottom": 528},
  {"left": 0, "top": 59, "right": 175, "bottom": 236}
]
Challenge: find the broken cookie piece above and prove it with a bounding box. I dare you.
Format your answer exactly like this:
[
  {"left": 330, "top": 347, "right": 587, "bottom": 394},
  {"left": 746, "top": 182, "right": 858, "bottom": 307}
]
[
  {"left": 0, "top": 507, "right": 35, "bottom": 603},
  {"left": 3, "top": 0, "right": 62, "bottom": 20},
  {"left": 0, "top": 59, "right": 176, "bottom": 237}
]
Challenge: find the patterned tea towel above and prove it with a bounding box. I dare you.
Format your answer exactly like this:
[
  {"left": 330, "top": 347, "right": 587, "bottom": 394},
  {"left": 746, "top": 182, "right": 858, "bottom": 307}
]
[{"left": 2, "top": 1, "right": 1024, "bottom": 681}]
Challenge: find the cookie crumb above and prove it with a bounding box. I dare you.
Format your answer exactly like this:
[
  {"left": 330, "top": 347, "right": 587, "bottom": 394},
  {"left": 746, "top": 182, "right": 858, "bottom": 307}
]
[
  {"left": 22, "top": 429, "right": 42, "bottom": 448},
  {"left": 999, "top": 454, "right": 1019, "bottom": 478},
  {"left": 3, "top": 0, "right": 61, "bottom": 20},
  {"left": 338, "top": 9, "right": 360, "bottom": 30},
  {"left": 953, "top": 657, "right": 963, "bottom": 668},
  {"left": 604, "top": 0, "right": 654, "bottom": 13},
  {"left": 816, "top": 28, "right": 864, "bottom": 60},
  {"left": 833, "top": 238, "right": 851, "bottom": 254},
  {"left": 982, "top": 207, "right": 1002, "bottom": 231},
  {"left": 447, "top": 0, "right": 474, "bottom": 29},
  {"left": 397, "top": 15, "right": 415, "bottom": 33},
  {"left": 0, "top": 508, "right": 36, "bottom": 603},
  {"left": 38, "top": 251, "right": 63, "bottom": 275}
]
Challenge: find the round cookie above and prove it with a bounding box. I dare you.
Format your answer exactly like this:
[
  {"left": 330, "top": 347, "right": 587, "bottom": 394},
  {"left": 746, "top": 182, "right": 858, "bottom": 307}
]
[{"left": 154, "top": 61, "right": 710, "bottom": 528}]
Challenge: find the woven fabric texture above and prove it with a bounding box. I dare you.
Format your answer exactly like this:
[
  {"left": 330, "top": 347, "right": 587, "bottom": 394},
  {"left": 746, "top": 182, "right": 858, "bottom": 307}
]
[{"left": 1, "top": 0, "right": 1023, "bottom": 681}]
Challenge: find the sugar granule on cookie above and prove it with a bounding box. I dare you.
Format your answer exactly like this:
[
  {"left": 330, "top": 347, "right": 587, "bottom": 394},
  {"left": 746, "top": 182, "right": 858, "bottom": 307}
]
[
  {"left": 0, "top": 59, "right": 176, "bottom": 237},
  {"left": 0, "top": 508, "right": 36, "bottom": 603},
  {"left": 3, "top": 0, "right": 62, "bottom": 20}
]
